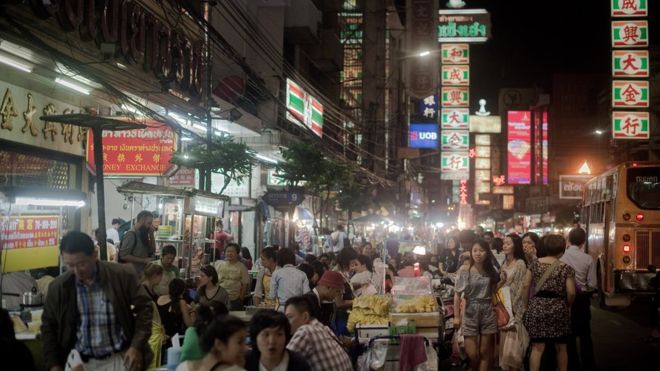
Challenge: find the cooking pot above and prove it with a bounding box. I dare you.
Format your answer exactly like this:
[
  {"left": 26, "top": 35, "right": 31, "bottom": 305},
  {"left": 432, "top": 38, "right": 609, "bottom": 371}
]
[{"left": 21, "top": 287, "right": 43, "bottom": 307}]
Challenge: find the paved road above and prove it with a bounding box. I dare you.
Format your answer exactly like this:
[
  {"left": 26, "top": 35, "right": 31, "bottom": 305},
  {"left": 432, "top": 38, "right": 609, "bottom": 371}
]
[{"left": 439, "top": 298, "right": 660, "bottom": 370}]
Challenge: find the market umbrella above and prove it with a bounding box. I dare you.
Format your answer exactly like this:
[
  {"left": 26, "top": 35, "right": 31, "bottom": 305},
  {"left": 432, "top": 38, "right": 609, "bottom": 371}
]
[{"left": 39, "top": 114, "right": 147, "bottom": 261}]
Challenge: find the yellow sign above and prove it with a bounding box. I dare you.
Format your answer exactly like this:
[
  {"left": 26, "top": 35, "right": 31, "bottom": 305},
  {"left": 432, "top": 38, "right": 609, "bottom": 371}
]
[{"left": 1, "top": 215, "right": 60, "bottom": 272}]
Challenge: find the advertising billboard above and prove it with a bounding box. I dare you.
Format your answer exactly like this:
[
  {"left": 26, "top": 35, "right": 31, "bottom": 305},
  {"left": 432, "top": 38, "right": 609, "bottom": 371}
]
[
  {"left": 559, "top": 175, "right": 592, "bottom": 199},
  {"left": 409, "top": 123, "right": 439, "bottom": 149},
  {"left": 507, "top": 111, "right": 532, "bottom": 184}
]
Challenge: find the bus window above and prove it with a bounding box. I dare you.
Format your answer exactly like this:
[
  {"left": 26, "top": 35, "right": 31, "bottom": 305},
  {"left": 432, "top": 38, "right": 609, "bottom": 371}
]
[{"left": 627, "top": 167, "right": 660, "bottom": 209}]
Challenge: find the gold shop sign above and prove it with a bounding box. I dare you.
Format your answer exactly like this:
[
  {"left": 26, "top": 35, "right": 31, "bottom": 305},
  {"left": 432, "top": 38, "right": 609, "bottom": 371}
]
[{"left": 0, "top": 81, "right": 86, "bottom": 157}]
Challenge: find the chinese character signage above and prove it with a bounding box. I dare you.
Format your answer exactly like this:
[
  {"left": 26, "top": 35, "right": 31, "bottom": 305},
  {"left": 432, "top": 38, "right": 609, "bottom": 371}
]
[
  {"left": 419, "top": 95, "right": 438, "bottom": 119},
  {"left": 611, "top": 0, "right": 647, "bottom": 17},
  {"left": 86, "top": 120, "right": 177, "bottom": 176},
  {"left": 441, "top": 44, "right": 469, "bottom": 64},
  {"left": 612, "top": 111, "right": 649, "bottom": 139},
  {"left": 441, "top": 108, "right": 469, "bottom": 129},
  {"left": 612, "top": 50, "right": 649, "bottom": 77},
  {"left": 507, "top": 111, "right": 532, "bottom": 185},
  {"left": 459, "top": 180, "right": 469, "bottom": 205},
  {"left": 286, "top": 79, "right": 323, "bottom": 137},
  {"left": 441, "top": 87, "right": 469, "bottom": 107},
  {"left": 611, "top": 21, "right": 648, "bottom": 47},
  {"left": 441, "top": 152, "right": 469, "bottom": 180},
  {"left": 441, "top": 130, "right": 469, "bottom": 151},
  {"left": 559, "top": 175, "right": 592, "bottom": 199},
  {"left": 612, "top": 80, "right": 649, "bottom": 108},
  {"left": 0, "top": 215, "right": 60, "bottom": 272},
  {"left": 441, "top": 65, "right": 469, "bottom": 86},
  {"left": 409, "top": 123, "right": 439, "bottom": 149},
  {"left": 438, "top": 9, "right": 491, "bottom": 43},
  {"left": 407, "top": 0, "right": 438, "bottom": 98}
]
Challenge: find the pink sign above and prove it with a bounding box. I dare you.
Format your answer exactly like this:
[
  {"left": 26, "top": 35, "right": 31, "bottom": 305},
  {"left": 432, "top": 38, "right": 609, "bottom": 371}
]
[{"left": 507, "top": 111, "right": 531, "bottom": 184}]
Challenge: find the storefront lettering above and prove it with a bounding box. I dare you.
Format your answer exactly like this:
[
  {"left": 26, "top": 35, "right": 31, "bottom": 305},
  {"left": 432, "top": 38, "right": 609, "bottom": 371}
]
[
  {"left": 439, "top": 21, "right": 487, "bottom": 38},
  {"left": 21, "top": 93, "right": 38, "bottom": 136},
  {"left": 42, "top": 104, "right": 58, "bottom": 141},
  {"left": 60, "top": 108, "right": 75, "bottom": 144},
  {"left": 29, "top": 0, "right": 204, "bottom": 97},
  {"left": 1, "top": 88, "right": 18, "bottom": 130}
]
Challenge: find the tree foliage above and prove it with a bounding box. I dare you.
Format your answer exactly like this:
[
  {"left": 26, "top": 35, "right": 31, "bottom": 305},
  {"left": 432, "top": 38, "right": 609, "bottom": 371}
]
[{"left": 170, "top": 135, "right": 255, "bottom": 195}]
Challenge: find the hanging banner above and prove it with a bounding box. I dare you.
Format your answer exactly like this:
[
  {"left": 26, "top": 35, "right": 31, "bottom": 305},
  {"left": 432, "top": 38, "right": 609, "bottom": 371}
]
[
  {"left": 612, "top": 50, "right": 649, "bottom": 77},
  {"left": 441, "top": 65, "right": 470, "bottom": 86},
  {"left": 286, "top": 79, "right": 323, "bottom": 137},
  {"left": 441, "top": 44, "right": 469, "bottom": 64},
  {"left": 611, "top": 21, "right": 649, "bottom": 48},
  {"left": 406, "top": 0, "right": 439, "bottom": 98},
  {"left": 612, "top": 80, "right": 649, "bottom": 108},
  {"left": 611, "top": 0, "right": 648, "bottom": 17},
  {"left": 0, "top": 215, "right": 60, "bottom": 272},
  {"left": 441, "top": 152, "right": 470, "bottom": 180},
  {"left": 86, "top": 119, "right": 177, "bottom": 176},
  {"left": 441, "top": 108, "right": 469, "bottom": 129},
  {"left": 440, "top": 130, "right": 469, "bottom": 151},
  {"left": 441, "top": 87, "right": 469, "bottom": 107},
  {"left": 612, "top": 111, "right": 650, "bottom": 139},
  {"left": 507, "top": 111, "right": 532, "bottom": 185}
]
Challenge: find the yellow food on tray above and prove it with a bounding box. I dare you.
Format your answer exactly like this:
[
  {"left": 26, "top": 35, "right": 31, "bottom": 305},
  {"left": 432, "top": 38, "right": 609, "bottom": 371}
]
[
  {"left": 352, "top": 294, "right": 391, "bottom": 316},
  {"left": 394, "top": 295, "right": 437, "bottom": 313}
]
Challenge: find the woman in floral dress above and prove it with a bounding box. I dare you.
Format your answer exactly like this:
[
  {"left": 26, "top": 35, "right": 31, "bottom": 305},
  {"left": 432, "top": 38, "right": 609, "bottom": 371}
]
[{"left": 524, "top": 234, "right": 576, "bottom": 371}]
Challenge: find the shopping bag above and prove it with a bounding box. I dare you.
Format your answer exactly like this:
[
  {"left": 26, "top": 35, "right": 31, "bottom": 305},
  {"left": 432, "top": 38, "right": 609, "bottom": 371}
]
[
  {"left": 493, "top": 286, "right": 515, "bottom": 330},
  {"left": 499, "top": 322, "right": 529, "bottom": 370}
]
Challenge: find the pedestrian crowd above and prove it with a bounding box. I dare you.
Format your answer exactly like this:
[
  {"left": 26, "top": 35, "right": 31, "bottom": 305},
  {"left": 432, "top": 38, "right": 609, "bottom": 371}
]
[{"left": 3, "top": 215, "right": 602, "bottom": 371}]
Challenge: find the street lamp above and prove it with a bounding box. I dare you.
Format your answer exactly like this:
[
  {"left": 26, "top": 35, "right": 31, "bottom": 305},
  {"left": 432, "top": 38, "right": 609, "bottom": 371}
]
[
  {"left": 417, "top": 50, "right": 431, "bottom": 57},
  {"left": 595, "top": 129, "right": 604, "bottom": 135}
]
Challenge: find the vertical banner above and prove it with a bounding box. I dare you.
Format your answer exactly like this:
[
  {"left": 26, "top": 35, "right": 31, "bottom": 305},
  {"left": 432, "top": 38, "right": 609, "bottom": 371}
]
[
  {"left": 507, "top": 111, "right": 532, "bottom": 184},
  {"left": 406, "top": 0, "right": 438, "bottom": 98},
  {"left": 542, "top": 111, "right": 549, "bottom": 184}
]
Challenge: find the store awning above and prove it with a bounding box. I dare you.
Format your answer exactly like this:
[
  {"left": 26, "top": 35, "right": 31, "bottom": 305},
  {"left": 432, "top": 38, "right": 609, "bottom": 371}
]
[{"left": 116, "top": 181, "right": 230, "bottom": 201}]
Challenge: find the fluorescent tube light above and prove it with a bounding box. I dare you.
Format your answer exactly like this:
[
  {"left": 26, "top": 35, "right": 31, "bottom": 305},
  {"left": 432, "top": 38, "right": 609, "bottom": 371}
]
[
  {"left": 192, "top": 123, "right": 207, "bottom": 132},
  {"left": 255, "top": 154, "right": 278, "bottom": 164},
  {"left": 0, "top": 53, "right": 33, "bottom": 73},
  {"left": 15, "top": 197, "right": 86, "bottom": 208},
  {"left": 55, "top": 77, "right": 91, "bottom": 95},
  {"left": 0, "top": 40, "right": 35, "bottom": 61}
]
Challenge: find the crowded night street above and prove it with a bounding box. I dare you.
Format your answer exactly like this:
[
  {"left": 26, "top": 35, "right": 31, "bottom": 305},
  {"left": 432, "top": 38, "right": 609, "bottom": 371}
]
[{"left": 0, "top": 0, "right": 659, "bottom": 371}]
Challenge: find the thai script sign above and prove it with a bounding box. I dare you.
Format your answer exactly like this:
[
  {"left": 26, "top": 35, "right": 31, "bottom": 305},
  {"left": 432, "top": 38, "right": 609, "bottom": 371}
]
[{"left": 437, "top": 9, "right": 491, "bottom": 43}]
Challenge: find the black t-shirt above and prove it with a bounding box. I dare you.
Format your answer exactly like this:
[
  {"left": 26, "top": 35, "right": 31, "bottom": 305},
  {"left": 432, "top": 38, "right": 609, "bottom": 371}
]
[{"left": 439, "top": 249, "right": 459, "bottom": 274}]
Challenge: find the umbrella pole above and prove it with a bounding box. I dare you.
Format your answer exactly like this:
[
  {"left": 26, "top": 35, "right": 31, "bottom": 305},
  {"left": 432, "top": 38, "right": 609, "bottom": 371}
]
[{"left": 93, "top": 127, "right": 108, "bottom": 261}]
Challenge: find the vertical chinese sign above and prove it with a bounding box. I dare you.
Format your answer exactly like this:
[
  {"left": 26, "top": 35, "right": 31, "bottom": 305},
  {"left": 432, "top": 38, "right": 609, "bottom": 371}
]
[
  {"left": 407, "top": 0, "right": 438, "bottom": 99},
  {"left": 440, "top": 43, "right": 470, "bottom": 181},
  {"left": 611, "top": 0, "right": 650, "bottom": 140},
  {"left": 1, "top": 215, "right": 60, "bottom": 272}
]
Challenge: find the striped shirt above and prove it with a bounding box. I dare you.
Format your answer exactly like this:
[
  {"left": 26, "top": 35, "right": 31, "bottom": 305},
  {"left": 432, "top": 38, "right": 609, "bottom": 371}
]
[
  {"left": 287, "top": 319, "right": 352, "bottom": 371},
  {"left": 75, "top": 277, "right": 125, "bottom": 357},
  {"left": 269, "top": 265, "right": 310, "bottom": 311}
]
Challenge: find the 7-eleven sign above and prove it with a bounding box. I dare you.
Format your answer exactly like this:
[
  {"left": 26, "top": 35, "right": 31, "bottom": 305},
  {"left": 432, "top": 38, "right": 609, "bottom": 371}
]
[
  {"left": 611, "top": 0, "right": 647, "bottom": 17},
  {"left": 612, "top": 80, "right": 649, "bottom": 108},
  {"left": 441, "top": 65, "right": 469, "bottom": 86},
  {"left": 441, "top": 108, "right": 469, "bottom": 129},
  {"left": 612, "top": 111, "right": 649, "bottom": 139},
  {"left": 612, "top": 21, "right": 648, "bottom": 48},
  {"left": 612, "top": 50, "right": 649, "bottom": 78},
  {"left": 441, "top": 44, "right": 469, "bottom": 64},
  {"left": 441, "top": 87, "right": 469, "bottom": 107},
  {"left": 441, "top": 130, "right": 469, "bottom": 151},
  {"left": 286, "top": 78, "right": 323, "bottom": 137}
]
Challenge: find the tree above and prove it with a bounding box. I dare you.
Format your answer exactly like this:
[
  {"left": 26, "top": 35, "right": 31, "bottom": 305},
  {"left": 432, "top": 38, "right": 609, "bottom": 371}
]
[
  {"left": 336, "top": 180, "right": 372, "bottom": 220},
  {"left": 170, "top": 135, "right": 255, "bottom": 195}
]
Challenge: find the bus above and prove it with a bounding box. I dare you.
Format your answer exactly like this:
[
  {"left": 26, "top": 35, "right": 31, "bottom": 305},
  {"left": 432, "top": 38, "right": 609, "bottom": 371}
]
[{"left": 581, "top": 161, "right": 660, "bottom": 307}]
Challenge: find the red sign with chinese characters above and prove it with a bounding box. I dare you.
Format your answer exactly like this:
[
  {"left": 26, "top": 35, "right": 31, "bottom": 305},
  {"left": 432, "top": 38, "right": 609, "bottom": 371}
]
[
  {"left": 507, "top": 111, "right": 532, "bottom": 185},
  {"left": 459, "top": 180, "right": 469, "bottom": 205},
  {"left": 86, "top": 119, "right": 177, "bottom": 176}
]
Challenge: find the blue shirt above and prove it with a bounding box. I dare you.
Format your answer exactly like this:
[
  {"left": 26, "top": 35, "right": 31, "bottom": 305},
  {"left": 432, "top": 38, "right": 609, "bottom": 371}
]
[
  {"left": 269, "top": 265, "right": 310, "bottom": 310},
  {"left": 75, "top": 273, "right": 125, "bottom": 357}
]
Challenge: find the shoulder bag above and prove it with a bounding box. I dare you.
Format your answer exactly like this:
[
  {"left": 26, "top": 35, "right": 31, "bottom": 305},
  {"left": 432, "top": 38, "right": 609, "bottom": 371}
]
[{"left": 534, "top": 259, "right": 561, "bottom": 295}]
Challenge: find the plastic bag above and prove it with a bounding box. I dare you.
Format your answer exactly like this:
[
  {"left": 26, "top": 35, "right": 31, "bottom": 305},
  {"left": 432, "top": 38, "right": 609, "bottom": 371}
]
[{"left": 494, "top": 286, "right": 515, "bottom": 330}]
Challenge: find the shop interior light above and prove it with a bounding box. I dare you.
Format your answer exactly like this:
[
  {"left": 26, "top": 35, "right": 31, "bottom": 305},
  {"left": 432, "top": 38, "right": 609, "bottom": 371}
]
[
  {"left": 55, "top": 62, "right": 101, "bottom": 88},
  {"left": 192, "top": 123, "right": 207, "bottom": 132},
  {"left": 15, "top": 196, "right": 85, "bottom": 208},
  {"left": 55, "top": 77, "right": 91, "bottom": 95},
  {"left": 0, "top": 52, "right": 33, "bottom": 73},
  {"left": 255, "top": 153, "right": 278, "bottom": 164},
  {"left": 0, "top": 40, "right": 35, "bottom": 61}
]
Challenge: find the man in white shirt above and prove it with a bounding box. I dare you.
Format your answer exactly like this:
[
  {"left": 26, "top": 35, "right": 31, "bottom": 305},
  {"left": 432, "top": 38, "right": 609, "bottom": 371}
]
[
  {"left": 328, "top": 225, "right": 348, "bottom": 253},
  {"left": 105, "top": 218, "right": 121, "bottom": 245},
  {"left": 560, "top": 227, "right": 596, "bottom": 371}
]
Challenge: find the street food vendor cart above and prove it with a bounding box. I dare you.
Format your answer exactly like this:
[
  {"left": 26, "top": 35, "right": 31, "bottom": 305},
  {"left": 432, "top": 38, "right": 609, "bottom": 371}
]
[{"left": 115, "top": 181, "right": 228, "bottom": 277}]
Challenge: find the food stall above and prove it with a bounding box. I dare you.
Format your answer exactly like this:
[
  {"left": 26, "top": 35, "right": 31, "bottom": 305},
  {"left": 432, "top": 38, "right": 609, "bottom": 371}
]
[{"left": 115, "top": 181, "right": 228, "bottom": 277}]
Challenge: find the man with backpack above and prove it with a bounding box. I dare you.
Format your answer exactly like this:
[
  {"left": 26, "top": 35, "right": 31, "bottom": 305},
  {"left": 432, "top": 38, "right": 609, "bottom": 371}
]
[{"left": 119, "top": 210, "right": 155, "bottom": 274}]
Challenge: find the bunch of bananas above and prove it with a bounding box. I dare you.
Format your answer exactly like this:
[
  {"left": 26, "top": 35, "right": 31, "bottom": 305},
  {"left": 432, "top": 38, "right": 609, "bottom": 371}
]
[
  {"left": 348, "top": 295, "right": 391, "bottom": 331},
  {"left": 394, "top": 295, "right": 437, "bottom": 313}
]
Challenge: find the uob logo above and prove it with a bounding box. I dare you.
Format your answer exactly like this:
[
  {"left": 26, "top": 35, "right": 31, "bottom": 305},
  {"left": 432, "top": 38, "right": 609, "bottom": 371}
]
[{"left": 419, "top": 132, "right": 437, "bottom": 140}]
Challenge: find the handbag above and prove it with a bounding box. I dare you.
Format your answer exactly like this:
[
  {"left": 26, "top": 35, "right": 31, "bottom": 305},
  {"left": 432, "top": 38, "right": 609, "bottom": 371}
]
[
  {"left": 493, "top": 286, "right": 514, "bottom": 329},
  {"left": 494, "top": 295, "right": 510, "bottom": 328}
]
